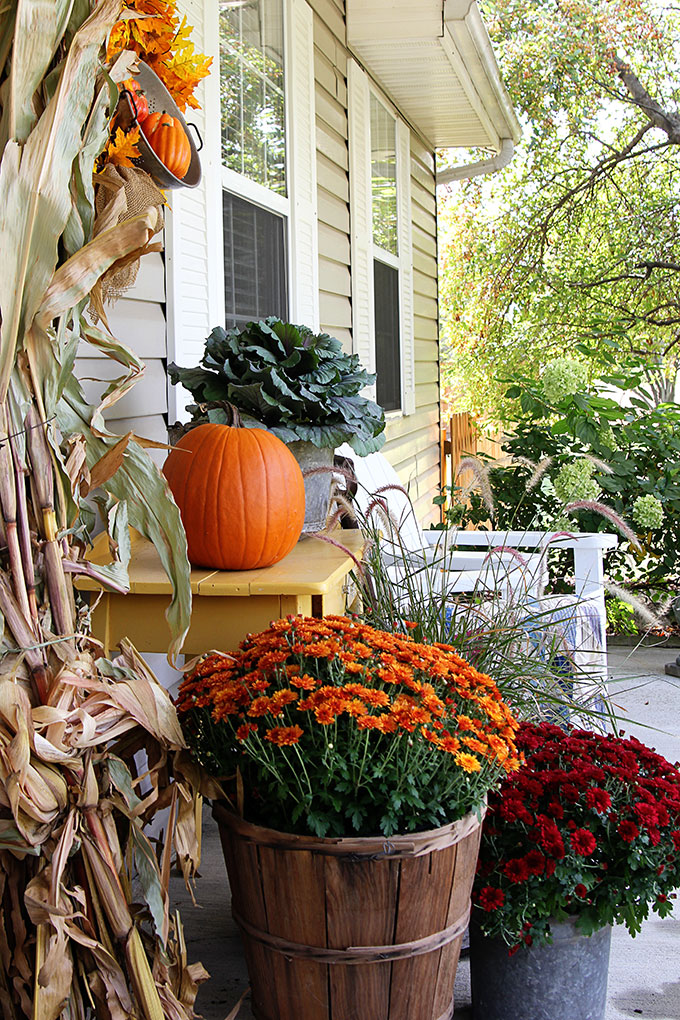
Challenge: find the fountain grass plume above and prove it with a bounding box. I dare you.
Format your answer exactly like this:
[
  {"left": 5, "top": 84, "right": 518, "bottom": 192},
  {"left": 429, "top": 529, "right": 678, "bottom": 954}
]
[
  {"left": 604, "top": 581, "right": 665, "bottom": 629},
  {"left": 564, "top": 500, "right": 640, "bottom": 548},
  {"left": 456, "top": 457, "right": 495, "bottom": 517},
  {"left": 585, "top": 454, "right": 614, "bottom": 475},
  {"left": 526, "top": 456, "right": 554, "bottom": 491}
]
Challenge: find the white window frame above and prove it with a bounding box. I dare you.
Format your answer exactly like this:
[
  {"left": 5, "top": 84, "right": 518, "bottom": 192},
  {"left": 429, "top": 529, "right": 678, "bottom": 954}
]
[
  {"left": 349, "top": 58, "right": 415, "bottom": 417},
  {"left": 219, "top": 0, "right": 319, "bottom": 330}
]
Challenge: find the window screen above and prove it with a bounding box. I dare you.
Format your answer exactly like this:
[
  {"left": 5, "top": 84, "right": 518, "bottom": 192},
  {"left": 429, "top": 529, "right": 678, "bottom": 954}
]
[
  {"left": 223, "top": 190, "right": 288, "bottom": 329},
  {"left": 374, "top": 259, "right": 401, "bottom": 412}
]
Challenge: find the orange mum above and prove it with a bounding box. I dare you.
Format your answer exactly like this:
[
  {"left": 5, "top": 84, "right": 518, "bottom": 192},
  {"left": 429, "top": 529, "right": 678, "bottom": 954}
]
[{"left": 177, "top": 615, "right": 520, "bottom": 778}]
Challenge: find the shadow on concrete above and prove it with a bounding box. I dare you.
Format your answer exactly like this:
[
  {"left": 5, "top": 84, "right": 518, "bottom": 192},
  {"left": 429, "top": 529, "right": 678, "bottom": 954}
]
[{"left": 610, "top": 980, "right": 680, "bottom": 1019}]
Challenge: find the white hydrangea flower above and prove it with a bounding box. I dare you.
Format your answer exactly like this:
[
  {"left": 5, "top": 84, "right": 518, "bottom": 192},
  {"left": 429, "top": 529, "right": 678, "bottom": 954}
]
[
  {"left": 541, "top": 358, "right": 589, "bottom": 403},
  {"left": 553, "top": 459, "right": 599, "bottom": 503},
  {"left": 632, "top": 494, "right": 664, "bottom": 530},
  {"left": 598, "top": 425, "right": 619, "bottom": 451}
]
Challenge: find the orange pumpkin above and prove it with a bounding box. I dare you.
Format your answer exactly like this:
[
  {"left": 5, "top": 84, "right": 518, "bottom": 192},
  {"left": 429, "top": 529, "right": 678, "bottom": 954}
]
[
  {"left": 121, "top": 78, "right": 149, "bottom": 123},
  {"left": 142, "top": 112, "right": 191, "bottom": 179},
  {"left": 163, "top": 421, "right": 306, "bottom": 570}
]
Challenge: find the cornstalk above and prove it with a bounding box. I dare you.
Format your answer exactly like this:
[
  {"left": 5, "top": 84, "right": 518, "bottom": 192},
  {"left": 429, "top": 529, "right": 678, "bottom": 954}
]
[
  {"left": 0, "top": 405, "right": 32, "bottom": 628},
  {"left": 24, "top": 405, "right": 75, "bottom": 650},
  {"left": 9, "top": 432, "right": 39, "bottom": 632}
]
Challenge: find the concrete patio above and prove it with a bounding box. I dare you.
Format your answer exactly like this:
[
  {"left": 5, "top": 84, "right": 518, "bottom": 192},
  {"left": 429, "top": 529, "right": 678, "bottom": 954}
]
[{"left": 171, "top": 644, "right": 680, "bottom": 1020}]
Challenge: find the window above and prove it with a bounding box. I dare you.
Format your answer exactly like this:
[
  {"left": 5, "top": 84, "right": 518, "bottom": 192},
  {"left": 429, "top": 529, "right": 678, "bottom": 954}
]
[
  {"left": 220, "top": 0, "right": 286, "bottom": 196},
  {"left": 223, "top": 191, "right": 288, "bottom": 329},
  {"left": 349, "top": 60, "right": 415, "bottom": 417},
  {"left": 220, "top": 0, "right": 289, "bottom": 326},
  {"left": 218, "top": 0, "right": 318, "bottom": 331},
  {"left": 370, "top": 94, "right": 401, "bottom": 411}
]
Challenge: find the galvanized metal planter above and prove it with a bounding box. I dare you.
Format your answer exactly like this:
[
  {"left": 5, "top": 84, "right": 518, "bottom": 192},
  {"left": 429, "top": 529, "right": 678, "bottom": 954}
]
[
  {"left": 287, "top": 441, "right": 334, "bottom": 533},
  {"left": 470, "top": 915, "right": 612, "bottom": 1020}
]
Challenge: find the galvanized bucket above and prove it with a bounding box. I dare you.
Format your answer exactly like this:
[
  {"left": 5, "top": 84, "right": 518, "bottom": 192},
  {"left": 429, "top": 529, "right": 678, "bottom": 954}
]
[{"left": 470, "top": 915, "right": 612, "bottom": 1020}]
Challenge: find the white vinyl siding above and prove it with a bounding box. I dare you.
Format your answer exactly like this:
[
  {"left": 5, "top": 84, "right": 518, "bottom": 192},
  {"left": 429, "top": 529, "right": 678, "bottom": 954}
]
[{"left": 166, "top": 0, "right": 224, "bottom": 422}]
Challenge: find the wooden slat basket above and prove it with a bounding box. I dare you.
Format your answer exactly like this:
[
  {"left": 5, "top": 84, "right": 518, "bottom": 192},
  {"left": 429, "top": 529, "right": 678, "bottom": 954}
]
[{"left": 213, "top": 801, "right": 485, "bottom": 1020}]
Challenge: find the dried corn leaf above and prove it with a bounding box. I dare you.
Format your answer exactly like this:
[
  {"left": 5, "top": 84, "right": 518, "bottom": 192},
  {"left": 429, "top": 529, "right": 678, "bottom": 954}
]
[{"left": 0, "top": 0, "right": 125, "bottom": 402}]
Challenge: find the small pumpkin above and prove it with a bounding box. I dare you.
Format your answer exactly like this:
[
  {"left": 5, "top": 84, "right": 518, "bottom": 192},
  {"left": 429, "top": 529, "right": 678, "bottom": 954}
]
[
  {"left": 163, "top": 417, "right": 306, "bottom": 570},
  {"left": 142, "top": 112, "right": 191, "bottom": 179},
  {"left": 121, "top": 78, "right": 149, "bottom": 123}
]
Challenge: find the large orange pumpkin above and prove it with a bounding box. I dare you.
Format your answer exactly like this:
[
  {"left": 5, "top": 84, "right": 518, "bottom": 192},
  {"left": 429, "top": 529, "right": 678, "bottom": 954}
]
[
  {"left": 142, "top": 112, "right": 191, "bottom": 179},
  {"left": 163, "top": 421, "right": 306, "bottom": 570}
]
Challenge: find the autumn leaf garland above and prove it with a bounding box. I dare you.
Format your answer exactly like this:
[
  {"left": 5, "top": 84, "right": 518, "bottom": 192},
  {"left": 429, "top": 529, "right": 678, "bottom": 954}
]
[
  {"left": 107, "top": 0, "right": 212, "bottom": 112},
  {"left": 101, "top": 0, "right": 212, "bottom": 171}
]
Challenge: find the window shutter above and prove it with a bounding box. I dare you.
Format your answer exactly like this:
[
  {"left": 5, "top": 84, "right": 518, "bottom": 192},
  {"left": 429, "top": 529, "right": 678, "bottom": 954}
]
[
  {"left": 396, "top": 117, "right": 415, "bottom": 415},
  {"left": 289, "top": 0, "right": 319, "bottom": 331},
  {"left": 348, "top": 58, "right": 376, "bottom": 390},
  {"left": 165, "top": 0, "right": 224, "bottom": 422}
]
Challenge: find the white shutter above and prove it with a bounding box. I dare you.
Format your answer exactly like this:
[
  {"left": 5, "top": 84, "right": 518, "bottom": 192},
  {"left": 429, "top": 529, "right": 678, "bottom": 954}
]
[
  {"left": 288, "top": 0, "right": 319, "bottom": 331},
  {"left": 348, "top": 59, "right": 376, "bottom": 388},
  {"left": 165, "top": 0, "right": 224, "bottom": 422},
  {"left": 396, "top": 118, "right": 415, "bottom": 415}
]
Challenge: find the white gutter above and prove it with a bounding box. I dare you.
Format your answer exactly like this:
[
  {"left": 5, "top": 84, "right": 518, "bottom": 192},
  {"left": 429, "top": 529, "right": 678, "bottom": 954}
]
[
  {"left": 437, "top": 0, "right": 520, "bottom": 186},
  {"left": 436, "top": 135, "right": 515, "bottom": 185}
]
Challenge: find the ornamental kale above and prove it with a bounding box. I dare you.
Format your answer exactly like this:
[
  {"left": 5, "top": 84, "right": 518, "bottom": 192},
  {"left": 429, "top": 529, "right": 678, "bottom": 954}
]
[
  {"left": 474, "top": 722, "right": 680, "bottom": 950},
  {"left": 168, "top": 317, "right": 386, "bottom": 455}
]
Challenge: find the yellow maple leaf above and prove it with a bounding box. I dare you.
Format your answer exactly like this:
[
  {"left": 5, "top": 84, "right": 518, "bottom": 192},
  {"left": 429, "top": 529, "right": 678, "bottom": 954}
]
[{"left": 105, "top": 125, "right": 141, "bottom": 168}]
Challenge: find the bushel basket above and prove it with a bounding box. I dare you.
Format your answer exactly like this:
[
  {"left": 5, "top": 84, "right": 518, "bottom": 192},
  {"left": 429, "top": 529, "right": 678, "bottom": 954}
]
[{"left": 213, "top": 802, "right": 484, "bottom": 1020}]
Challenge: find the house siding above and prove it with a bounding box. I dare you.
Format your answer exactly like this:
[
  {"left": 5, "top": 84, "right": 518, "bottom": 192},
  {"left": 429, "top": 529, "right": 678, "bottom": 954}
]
[
  {"left": 310, "top": 0, "right": 441, "bottom": 523},
  {"left": 88, "top": 0, "right": 441, "bottom": 524},
  {"left": 75, "top": 251, "right": 169, "bottom": 463}
]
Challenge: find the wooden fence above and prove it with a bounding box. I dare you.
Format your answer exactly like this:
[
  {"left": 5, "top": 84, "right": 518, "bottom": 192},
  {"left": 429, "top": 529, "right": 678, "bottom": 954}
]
[{"left": 440, "top": 413, "right": 502, "bottom": 494}]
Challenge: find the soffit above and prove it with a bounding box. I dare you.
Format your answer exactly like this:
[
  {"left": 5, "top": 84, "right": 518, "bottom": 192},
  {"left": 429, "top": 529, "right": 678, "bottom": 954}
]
[{"left": 346, "top": 0, "right": 520, "bottom": 150}]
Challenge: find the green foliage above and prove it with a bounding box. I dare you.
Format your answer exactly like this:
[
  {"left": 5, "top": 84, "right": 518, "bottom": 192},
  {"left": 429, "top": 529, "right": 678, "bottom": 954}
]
[
  {"left": 439, "top": 0, "right": 680, "bottom": 420},
  {"left": 606, "top": 597, "right": 638, "bottom": 636},
  {"left": 169, "top": 317, "right": 386, "bottom": 455},
  {"left": 449, "top": 357, "right": 680, "bottom": 586}
]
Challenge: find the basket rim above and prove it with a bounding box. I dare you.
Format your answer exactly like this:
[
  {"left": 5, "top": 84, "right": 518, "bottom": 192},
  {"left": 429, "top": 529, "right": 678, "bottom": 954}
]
[{"left": 212, "top": 798, "right": 486, "bottom": 858}]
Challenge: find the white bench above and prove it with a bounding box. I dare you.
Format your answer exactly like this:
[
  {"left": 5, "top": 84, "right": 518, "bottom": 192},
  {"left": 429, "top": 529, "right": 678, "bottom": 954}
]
[{"left": 335, "top": 446, "right": 618, "bottom": 676}]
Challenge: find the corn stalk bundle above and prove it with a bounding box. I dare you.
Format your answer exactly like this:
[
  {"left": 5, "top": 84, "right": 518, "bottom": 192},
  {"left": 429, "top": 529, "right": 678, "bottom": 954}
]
[{"left": 0, "top": 1, "right": 211, "bottom": 1016}]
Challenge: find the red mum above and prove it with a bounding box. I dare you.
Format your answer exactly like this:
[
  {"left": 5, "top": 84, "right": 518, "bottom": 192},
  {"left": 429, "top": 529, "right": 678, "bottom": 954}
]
[
  {"left": 524, "top": 849, "right": 546, "bottom": 876},
  {"left": 570, "top": 828, "right": 597, "bottom": 856},
  {"left": 503, "top": 858, "right": 531, "bottom": 884},
  {"left": 585, "top": 787, "right": 612, "bottom": 813},
  {"left": 478, "top": 886, "right": 505, "bottom": 912},
  {"left": 618, "top": 819, "right": 639, "bottom": 843}
]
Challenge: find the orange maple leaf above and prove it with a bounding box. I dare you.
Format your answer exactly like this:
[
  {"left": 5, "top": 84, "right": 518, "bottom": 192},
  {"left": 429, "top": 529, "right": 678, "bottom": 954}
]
[{"left": 105, "top": 125, "right": 141, "bottom": 168}]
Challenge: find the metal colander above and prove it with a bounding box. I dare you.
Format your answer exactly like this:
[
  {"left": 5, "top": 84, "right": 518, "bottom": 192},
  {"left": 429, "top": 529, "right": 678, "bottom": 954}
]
[{"left": 116, "top": 60, "right": 202, "bottom": 190}]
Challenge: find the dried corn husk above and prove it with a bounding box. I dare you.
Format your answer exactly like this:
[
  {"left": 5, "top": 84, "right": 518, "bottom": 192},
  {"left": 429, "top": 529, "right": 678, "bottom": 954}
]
[{"left": 0, "top": 1, "right": 207, "bottom": 1017}]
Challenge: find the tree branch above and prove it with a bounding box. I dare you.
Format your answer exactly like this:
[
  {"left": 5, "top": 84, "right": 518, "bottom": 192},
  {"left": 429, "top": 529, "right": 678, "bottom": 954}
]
[{"left": 612, "top": 54, "right": 680, "bottom": 142}]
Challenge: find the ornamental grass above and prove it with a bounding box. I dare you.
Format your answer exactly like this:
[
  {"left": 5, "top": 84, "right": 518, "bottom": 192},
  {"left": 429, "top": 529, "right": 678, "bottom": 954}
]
[
  {"left": 473, "top": 721, "right": 680, "bottom": 951},
  {"left": 177, "top": 615, "right": 521, "bottom": 838}
]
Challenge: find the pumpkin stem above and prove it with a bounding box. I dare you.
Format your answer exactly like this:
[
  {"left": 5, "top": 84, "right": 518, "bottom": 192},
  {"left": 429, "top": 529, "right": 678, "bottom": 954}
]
[
  {"left": 224, "top": 402, "right": 242, "bottom": 428},
  {"left": 195, "top": 400, "right": 243, "bottom": 428}
]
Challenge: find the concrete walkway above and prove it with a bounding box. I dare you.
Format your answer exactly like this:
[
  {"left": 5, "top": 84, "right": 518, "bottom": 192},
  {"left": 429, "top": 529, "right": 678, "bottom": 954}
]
[{"left": 172, "top": 644, "right": 680, "bottom": 1020}]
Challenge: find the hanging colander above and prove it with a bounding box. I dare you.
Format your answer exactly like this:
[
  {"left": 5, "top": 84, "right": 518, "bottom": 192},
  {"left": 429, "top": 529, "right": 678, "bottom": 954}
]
[{"left": 115, "top": 60, "right": 203, "bottom": 189}]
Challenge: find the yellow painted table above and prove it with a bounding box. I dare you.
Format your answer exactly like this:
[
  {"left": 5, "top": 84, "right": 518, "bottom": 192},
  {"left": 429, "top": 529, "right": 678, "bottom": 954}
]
[{"left": 77, "top": 530, "right": 365, "bottom": 656}]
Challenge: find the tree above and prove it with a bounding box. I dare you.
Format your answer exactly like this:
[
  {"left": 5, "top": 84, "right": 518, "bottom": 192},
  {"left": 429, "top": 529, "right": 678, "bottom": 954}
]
[{"left": 439, "top": 0, "right": 680, "bottom": 420}]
